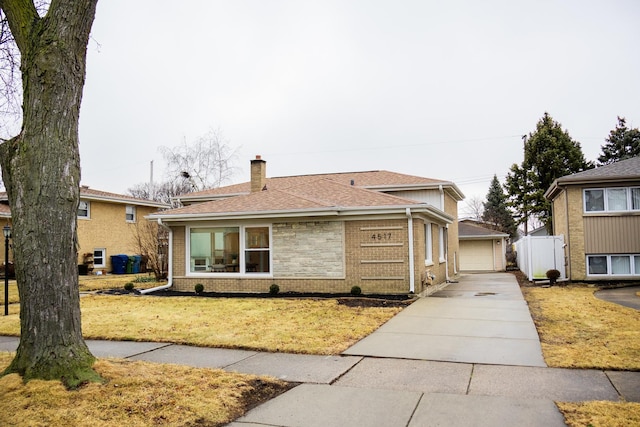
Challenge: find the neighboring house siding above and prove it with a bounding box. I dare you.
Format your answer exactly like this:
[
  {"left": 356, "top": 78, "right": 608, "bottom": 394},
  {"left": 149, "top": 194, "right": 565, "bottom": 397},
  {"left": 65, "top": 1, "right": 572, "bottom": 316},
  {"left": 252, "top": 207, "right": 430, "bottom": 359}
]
[
  {"left": 565, "top": 187, "right": 588, "bottom": 280},
  {"left": 584, "top": 216, "right": 640, "bottom": 253},
  {"left": 552, "top": 184, "right": 640, "bottom": 281},
  {"left": 77, "top": 202, "right": 159, "bottom": 271},
  {"left": 551, "top": 189, "right": 570, "bottom": 276},
  {"left": 272, "top": 221, "right": 344, "bottom": 278}
]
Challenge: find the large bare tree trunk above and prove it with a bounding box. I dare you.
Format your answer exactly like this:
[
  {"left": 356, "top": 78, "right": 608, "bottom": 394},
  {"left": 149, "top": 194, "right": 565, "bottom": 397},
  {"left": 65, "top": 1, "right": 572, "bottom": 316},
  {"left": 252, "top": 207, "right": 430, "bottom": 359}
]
[{"left": 0, "top": 0, "right": 99, "bottom": 388}]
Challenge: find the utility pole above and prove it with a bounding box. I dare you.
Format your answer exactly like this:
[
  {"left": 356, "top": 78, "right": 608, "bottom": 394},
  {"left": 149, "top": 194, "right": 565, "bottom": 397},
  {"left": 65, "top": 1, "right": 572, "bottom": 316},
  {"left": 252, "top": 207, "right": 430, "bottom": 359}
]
[{"left": 522, "top": 134, "right": 529, "bottom": 236}]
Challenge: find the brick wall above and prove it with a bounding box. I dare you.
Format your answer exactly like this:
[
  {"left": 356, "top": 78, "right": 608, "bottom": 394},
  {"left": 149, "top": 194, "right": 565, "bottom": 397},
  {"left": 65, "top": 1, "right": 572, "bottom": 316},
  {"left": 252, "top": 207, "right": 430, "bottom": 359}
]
[
  {"left": 444, "top": 193, "right": 460, "bottom": 276},
  {"left": 77, "top": 202, "right": 160, "bottom": 271},
  {"left": 170, "top": 216, "right": 445, "bottom": 294}
]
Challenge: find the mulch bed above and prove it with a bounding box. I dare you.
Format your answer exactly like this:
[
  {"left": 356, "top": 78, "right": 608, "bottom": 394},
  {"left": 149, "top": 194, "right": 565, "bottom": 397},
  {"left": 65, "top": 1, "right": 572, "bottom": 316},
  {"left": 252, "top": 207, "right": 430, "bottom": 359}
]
[{"left": 96, "top": 288, "right": 415, "bottom": 308}]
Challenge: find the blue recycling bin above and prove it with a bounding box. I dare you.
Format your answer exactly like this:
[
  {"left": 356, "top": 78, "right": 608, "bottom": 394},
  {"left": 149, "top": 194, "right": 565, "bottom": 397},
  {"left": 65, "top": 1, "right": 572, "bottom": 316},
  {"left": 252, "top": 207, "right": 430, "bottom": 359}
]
[
  {"left": 132, "top": 255, "right": 142, "bottom": 274},
  {"left": 111, "top": 254, "right": 129, "bottom": 274}
]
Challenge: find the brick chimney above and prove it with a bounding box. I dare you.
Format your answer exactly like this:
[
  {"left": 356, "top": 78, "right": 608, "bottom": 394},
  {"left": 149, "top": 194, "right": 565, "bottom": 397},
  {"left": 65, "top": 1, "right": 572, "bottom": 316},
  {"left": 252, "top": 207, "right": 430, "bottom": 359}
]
[{"left": 250, "top": 155, "right": 266, "bottom": 192}]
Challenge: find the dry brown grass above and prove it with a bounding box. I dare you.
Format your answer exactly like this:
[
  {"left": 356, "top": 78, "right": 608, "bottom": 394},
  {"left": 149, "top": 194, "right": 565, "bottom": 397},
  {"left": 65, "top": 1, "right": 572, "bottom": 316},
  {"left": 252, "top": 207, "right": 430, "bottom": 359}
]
[
  {"left": 557, "top": 401, "right": 640, "bottom": 427},
  {"left": 0, "top": 280, "right": 18, "bottom": 305},
  {"left": 0, "top": 352, "right": 288, "bottom": 426},
  {"left": 0, "top": 274, "right": 162, "bottom": 306},
  {"left": 521, "top": 284, "right": 640, "bottom": 370},
  {"left": 0, "top": 295, "right": 401, "bottom": 355},
  {"left": 79, "top": 274, "right": 164, "bottom": 291}
]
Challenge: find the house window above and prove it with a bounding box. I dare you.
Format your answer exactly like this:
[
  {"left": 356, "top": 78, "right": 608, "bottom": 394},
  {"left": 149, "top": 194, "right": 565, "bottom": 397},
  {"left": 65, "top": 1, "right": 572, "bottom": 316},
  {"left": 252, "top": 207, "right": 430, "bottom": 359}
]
[
  {"left": 584, "top": 187, "right": 640, "bottom": 212},
  {"left": 587, "top": 254, "right": 640, "bottom": 276},
  {"left": 125, "top": 205, "right": 136, "bottom": 222},
  {"left": 245, "top": 227, "right": 270, "bottom": 273},
  {"left": 607, "top": 189, "right": 627, "bottom": 211},
  {"left": 78, "top": 200, "right": 90, "bottom": 218},
  {"left": 424, "top": 223, "right": 433, "bottom": 264},
  {"left": 632, "top": 188, "right": 640, "bottom": 210},
  {"left": 188, "top": 225, "right": 271, "bottom": 274},
  {"left": 438, "top": 226, "right": 445, "bottom": 262},
  {"left": 94, "top": 248, "right": 106, "bottom": 267}
]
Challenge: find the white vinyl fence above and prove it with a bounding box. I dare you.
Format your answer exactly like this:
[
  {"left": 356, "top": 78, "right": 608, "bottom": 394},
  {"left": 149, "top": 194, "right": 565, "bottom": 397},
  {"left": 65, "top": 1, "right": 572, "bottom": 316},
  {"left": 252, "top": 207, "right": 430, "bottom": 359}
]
[{"left": 515, "top": 235, "right": 566, "bottom": 281}]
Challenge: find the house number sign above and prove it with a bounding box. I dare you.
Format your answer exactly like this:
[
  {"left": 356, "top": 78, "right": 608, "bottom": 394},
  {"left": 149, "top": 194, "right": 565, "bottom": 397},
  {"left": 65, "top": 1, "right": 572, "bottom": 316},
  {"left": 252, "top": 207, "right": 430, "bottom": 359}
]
[{"left": 371, "top": 232, "right": 392, "bottom": 241}]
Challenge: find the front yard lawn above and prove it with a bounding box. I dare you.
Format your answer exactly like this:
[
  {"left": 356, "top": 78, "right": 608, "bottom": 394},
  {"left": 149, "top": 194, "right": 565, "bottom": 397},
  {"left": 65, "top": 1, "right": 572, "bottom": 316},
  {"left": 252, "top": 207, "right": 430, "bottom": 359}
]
[
  {"left": 521, "top": 284, "right": 640, "bottom": 370},
  {"left": 0, "top": 352, "right": 289, "bottom": 426},
  {"left": 0, "top": 294, "right": 403, "bottom": 355},
  {"left": 519, "top": 277, "right": 640, "bottom": 427}
]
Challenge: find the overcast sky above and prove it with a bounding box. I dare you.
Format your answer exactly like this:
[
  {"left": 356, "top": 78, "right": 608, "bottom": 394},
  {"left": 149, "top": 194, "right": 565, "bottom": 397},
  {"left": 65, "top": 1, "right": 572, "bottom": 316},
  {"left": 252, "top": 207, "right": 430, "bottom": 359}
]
[{"left": 77, "top": 0, "right": 640, "bottom": 215}]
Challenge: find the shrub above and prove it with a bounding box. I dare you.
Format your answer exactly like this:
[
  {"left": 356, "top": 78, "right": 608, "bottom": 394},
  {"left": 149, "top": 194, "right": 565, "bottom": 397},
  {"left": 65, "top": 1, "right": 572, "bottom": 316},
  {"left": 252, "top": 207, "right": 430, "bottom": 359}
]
[
  {"left": 546, "top": 269, "right": 561, "bottom": 285},
  {"left": 350, "top": 286, "right": 362, "bottom": 296},
  {"left": 269, "top": 284, "right": 280, "bottom": 295},
  {"left": 124, "top": 282, "right": 135, "bottom": 291},
  {"left": 194, "top": 283, "right": 204, "bottom": 294}
]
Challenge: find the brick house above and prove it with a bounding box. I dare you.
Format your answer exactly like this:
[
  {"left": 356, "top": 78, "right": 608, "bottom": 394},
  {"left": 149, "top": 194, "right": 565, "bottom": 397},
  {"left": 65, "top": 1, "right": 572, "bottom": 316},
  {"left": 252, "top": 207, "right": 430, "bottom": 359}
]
[
  {"left": 544, "top": 156, "right": 640, "bottom": 280},
  {"left": 0, "top": 187, "right": 168, "bottom": 273},
  {"left": 149, "top": 156, "right": 464, "bottom": 295}
]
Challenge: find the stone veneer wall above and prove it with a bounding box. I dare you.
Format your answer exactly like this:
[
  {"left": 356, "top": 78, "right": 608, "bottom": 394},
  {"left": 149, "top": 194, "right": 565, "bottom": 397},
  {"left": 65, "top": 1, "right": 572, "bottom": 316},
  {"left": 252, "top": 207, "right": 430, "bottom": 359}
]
[{"left": 272, "top": 221, "right": 344, "bottom": 278}]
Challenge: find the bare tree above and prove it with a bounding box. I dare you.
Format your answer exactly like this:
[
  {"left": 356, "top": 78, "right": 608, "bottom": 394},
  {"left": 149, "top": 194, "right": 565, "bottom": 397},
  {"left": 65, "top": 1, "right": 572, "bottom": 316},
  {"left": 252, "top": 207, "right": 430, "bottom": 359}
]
[
  {"left": 463, "top": 196, "right": 485, "bottom": 221},
  {"left": 128, "top": 180, "right": 192, "bottom": 207},
  {"left": 0, "top": 0, "right": 100, "bottom": 387},
  {"left": 160, "top": 129, "right": 238, "bottom": 192},
  {"left": 131, "top": 220, "right": 168, "bottom": 281}
]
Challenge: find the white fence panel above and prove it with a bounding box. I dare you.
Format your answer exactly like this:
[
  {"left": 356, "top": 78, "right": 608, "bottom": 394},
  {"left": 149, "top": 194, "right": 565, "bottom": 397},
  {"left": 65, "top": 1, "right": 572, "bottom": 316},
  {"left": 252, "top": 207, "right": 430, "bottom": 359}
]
[{"left": 516, "top": 235, "right": 566, "bottom": 281}]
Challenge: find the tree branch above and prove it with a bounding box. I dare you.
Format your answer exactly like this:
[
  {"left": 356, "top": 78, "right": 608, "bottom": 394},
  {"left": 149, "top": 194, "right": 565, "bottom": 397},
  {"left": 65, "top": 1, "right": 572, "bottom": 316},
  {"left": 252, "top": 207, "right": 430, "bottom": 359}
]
[{"left": 0, "top": 0, "right": 39, "bottom": 54}]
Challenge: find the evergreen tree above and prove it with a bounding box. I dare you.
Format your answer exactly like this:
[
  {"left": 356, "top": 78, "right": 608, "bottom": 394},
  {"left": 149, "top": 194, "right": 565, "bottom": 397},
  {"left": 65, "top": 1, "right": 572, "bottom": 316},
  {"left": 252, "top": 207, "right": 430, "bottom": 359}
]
[
  {"left": 597, "top": 116, "right": 640, "bottom": 165},
  {"left": 506, "top": 113, "right": 593, "bottom": 233},
  {"left": 482, "top": 175, "right": 517, "bottom": 237}
]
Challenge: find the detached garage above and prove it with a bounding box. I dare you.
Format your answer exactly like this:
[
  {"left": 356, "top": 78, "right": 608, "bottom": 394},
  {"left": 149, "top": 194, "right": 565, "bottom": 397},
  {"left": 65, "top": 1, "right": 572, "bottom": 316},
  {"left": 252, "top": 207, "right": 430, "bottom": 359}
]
[{"left": 459, "top": 221, "right": 508, "bottom": 272}]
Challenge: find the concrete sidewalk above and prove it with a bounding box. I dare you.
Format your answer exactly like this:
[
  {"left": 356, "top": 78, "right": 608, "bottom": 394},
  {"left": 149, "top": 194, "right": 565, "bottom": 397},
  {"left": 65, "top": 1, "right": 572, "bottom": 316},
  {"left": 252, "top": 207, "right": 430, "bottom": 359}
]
[
  {"left": 1, "top": 334, "right": 636, "bottom": 426},
  {"left": 1, "top": 273, "right": 638, "bottom": 426}
]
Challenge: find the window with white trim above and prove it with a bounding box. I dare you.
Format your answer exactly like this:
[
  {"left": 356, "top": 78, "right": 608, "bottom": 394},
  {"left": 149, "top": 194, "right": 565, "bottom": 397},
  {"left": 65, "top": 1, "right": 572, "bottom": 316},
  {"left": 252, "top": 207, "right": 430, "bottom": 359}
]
[
  {"left": 424, "top": 223, "right": 433, "bottom": 264},
  {"left": 584, "top": 187, "right": 640, "bottom": 212},
  {"left": 189, "top": 225, "right": 271, "bottom": 274},
  {"left": 438, "top": 226, "right": 445, "bottom": 262},
  {"left": 125, "top": 205, "right": 136, "bottom": 222},
  {"left": 93, "top": 248, "right": 106, "bottom": 267},
  {"left": 78, "top": 200, "right": 90, "bottom": 218},
  {"left": 587, "top": 254, "right": 640, "bottom": 276}
]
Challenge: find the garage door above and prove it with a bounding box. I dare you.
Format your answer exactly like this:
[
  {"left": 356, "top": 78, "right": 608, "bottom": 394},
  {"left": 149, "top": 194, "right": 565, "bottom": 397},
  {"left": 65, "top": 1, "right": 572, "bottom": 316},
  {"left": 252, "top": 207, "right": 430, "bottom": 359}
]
[{"left": 460, "top": 240, "right": 494, "bottom": 271}]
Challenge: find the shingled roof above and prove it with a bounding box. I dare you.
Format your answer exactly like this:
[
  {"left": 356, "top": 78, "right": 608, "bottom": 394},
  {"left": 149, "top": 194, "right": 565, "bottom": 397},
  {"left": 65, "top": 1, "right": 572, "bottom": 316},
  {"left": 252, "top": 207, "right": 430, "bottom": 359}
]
[
  {"left": 459, "top": 221, "right": 509, "bottom": 239},
  {"left": 176, "top": 170, "right": 464, "bottom": 203},
  {"left": 545, "top": 156, "right": 640, "bottom": 199},
  {"left": 152, "top": 177, "right": 453, "bottom": 222}
]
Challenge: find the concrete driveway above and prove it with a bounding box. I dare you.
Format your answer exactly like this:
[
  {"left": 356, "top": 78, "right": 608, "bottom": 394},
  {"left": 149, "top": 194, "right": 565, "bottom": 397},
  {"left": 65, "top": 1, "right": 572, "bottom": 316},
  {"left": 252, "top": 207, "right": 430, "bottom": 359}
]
[{"left": 343, "top": 272, "right": 546, "bottom": 367}]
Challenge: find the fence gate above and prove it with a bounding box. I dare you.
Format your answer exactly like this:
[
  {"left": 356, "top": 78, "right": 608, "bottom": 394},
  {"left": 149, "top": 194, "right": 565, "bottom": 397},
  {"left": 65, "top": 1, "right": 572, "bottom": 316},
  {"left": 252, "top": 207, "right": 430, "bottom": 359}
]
[{"left": 515, "top": 235, "right": 566, "bottom": 281}]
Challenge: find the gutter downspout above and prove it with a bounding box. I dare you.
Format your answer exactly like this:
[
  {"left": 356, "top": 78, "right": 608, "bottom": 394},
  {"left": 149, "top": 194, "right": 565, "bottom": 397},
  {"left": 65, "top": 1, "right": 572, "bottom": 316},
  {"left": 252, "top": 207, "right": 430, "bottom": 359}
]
[
  {"left": 439, "top": 184, "right": 451, "bottom": 282},
  {"left": 139, "top": 219, "right": 173, "bottom": 294},
  {"left": 445, "top": 224, "right": 450, "bottom": 282},
  {"left": 406, "top": 208, "right": 415, "bottom": 293}
]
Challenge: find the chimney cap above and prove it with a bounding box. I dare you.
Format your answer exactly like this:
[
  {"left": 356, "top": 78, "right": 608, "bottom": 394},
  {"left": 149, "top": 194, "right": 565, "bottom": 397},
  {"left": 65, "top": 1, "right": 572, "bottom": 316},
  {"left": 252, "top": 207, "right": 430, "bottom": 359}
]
[{"left": 255, "top": 155, "right": 262, "bottom": 160}]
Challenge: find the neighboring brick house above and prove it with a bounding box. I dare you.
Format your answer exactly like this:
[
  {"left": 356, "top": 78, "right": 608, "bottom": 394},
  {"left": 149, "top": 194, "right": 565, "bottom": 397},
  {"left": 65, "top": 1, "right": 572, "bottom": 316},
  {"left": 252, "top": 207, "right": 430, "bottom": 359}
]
[
  {"left": 149, "top": 156, "right": 464, "bottom": 295},
  {"left": 544, "top": 156, "right": 640, "bottom": 281},
  {"left": 0, "top": 187, "right": 168, "bottom": 273}
]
